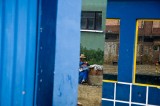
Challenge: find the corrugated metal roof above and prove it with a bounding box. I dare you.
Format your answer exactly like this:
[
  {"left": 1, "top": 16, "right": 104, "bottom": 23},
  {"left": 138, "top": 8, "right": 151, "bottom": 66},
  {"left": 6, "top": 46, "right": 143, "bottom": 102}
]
[{"left": 0, "top": 0, "right": 38, "bottom": 106}]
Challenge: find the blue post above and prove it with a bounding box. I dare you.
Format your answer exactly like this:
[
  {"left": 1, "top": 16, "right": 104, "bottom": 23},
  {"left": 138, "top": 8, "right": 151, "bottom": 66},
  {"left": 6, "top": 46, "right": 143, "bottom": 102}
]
[{"left": 52, "top": 0, "right": 81, "bottom": 105}]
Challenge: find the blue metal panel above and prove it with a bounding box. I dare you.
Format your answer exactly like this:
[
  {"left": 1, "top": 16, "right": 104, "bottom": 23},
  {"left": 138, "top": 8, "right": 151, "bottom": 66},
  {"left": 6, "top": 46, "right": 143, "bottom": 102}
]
[
  {"left": 34, "top": 0, "right": 57, "bottom": 105},
  {"left": 131, "top": 85, "right": 146, "bottom": 104},
  {"left": 107, "top": 0, "right": 160, "bottom": 82},
  {"left": 0, "top": 0, "right": 38, "bottom": 106},
  {"left": 52, "top": 0, "right": 81, "bottom": 105},
  {"left": 102, "top": 100, "right": 114, "bottom": 106},
  {"left": 102, "top": 82, "right": 114, "bottom": 99},
  {"left": 116, "top": 84, "right": 130, "bottom": 101},
  {"left": 148, "top": 87, "right": 160, "bottom": 105}
]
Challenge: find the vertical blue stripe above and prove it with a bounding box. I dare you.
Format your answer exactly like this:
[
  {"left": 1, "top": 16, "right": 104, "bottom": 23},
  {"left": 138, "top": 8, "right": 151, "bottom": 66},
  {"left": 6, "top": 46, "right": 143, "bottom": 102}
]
[
  {"left": 118, "top": 19, "right": 136, "bottom": 82},
  {"left": 0, "top": 0, "right": 3, "bottom": 105}
]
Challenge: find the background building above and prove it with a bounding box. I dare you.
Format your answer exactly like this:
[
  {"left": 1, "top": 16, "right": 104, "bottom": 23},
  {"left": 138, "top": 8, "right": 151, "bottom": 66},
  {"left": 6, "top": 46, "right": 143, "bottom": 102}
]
[
  {"left": 105, "top": 20, "right": 160, "bottom": 64},
  {"left": 80, "top": 0, "right": 107, "bottom": 50}
]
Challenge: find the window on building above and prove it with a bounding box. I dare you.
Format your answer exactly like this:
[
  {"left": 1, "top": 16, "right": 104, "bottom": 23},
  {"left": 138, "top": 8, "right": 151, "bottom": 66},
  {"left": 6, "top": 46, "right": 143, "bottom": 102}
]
[{"left": 81, "top": 11, "right": 102, "bottom": 30}]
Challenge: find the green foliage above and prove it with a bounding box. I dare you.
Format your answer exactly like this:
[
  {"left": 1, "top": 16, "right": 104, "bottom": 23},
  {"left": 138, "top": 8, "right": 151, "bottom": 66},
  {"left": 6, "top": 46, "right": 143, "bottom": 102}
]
[{"left": 80, "top": 46, "right": 104, "bottom": 65}]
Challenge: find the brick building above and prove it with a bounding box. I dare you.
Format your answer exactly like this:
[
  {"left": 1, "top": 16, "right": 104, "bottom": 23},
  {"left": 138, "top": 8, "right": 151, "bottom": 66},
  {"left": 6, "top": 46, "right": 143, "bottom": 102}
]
[{"left": 105, "top": 20, "right": 160, "bottom": 64}]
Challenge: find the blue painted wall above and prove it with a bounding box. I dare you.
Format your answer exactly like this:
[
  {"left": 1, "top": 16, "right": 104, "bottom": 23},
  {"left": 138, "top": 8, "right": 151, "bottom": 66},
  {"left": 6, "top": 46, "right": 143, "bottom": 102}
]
[
  {"left": 52, "top": 0, "right": 81, "bottom": 105},
  {"left": 0, "top": 0, "right": 38, "bottom": 106}
]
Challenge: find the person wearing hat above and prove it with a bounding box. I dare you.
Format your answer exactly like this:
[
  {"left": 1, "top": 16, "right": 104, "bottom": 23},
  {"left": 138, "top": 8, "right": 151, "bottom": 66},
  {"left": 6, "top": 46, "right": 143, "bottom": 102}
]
[{"left": 79, "top": 54, "right": 89, "bottom": 84}]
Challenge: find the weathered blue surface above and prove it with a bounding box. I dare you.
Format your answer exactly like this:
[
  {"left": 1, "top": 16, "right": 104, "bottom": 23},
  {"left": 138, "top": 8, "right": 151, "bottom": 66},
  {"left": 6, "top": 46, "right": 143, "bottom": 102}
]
[
  {"left": 0, "top": 0, "right": 38, "bottom": 106},
  {"left": 52, "top": 0, "right": 81, "bottom": 105}
]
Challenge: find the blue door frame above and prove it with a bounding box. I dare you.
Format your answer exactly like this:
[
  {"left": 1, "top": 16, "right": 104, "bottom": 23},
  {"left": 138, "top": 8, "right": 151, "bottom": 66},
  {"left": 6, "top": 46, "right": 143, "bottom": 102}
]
[{"left": 102, "top": 0, "right": 160, "bottom": 106}]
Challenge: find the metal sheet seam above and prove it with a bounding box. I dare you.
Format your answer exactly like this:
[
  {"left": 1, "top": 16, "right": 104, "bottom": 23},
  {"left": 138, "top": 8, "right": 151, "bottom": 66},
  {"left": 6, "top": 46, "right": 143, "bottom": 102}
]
[
  {"left": 10, "top": 0, "right": 18, "bottom": 105},
  {"left": 0, "top": 1, "right": 3, "bottom": 105},
  {"left": 33, "top": 0, "right": 41, "bottom": 105}
]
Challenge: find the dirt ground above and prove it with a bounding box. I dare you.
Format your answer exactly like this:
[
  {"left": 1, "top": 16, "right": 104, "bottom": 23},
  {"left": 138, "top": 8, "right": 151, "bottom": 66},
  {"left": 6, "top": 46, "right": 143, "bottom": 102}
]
[{"left": 78, "top": 85, "right": 102, "bottom": 106}]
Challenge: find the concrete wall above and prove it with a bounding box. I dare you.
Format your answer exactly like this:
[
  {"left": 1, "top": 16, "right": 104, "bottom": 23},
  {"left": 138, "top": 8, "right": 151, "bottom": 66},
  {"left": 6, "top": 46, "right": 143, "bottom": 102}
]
[
  {"left": 81, "top": 0, "right": 106, "bottom": 50},
  {"left": 81, "top": 32, "right": 105, "bottom": 50}
]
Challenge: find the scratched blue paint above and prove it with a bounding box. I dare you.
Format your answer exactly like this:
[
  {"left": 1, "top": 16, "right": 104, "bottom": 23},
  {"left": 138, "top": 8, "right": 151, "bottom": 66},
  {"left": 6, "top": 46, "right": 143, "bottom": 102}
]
[
  {"left": 107, "top": 0, "right": 160, "bottom": 82},
  {"left": 52, "top": 0, "right": 81, "bottom": 105},
  {"left": 0, "top": 0, "right": 38, "bottom": 106}
]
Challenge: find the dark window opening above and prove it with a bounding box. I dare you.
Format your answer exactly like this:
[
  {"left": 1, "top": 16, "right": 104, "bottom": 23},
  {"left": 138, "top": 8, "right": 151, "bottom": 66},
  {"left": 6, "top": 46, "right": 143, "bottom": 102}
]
[{"left": 81, "top": 11, "right": 102, "bottom": 30}]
